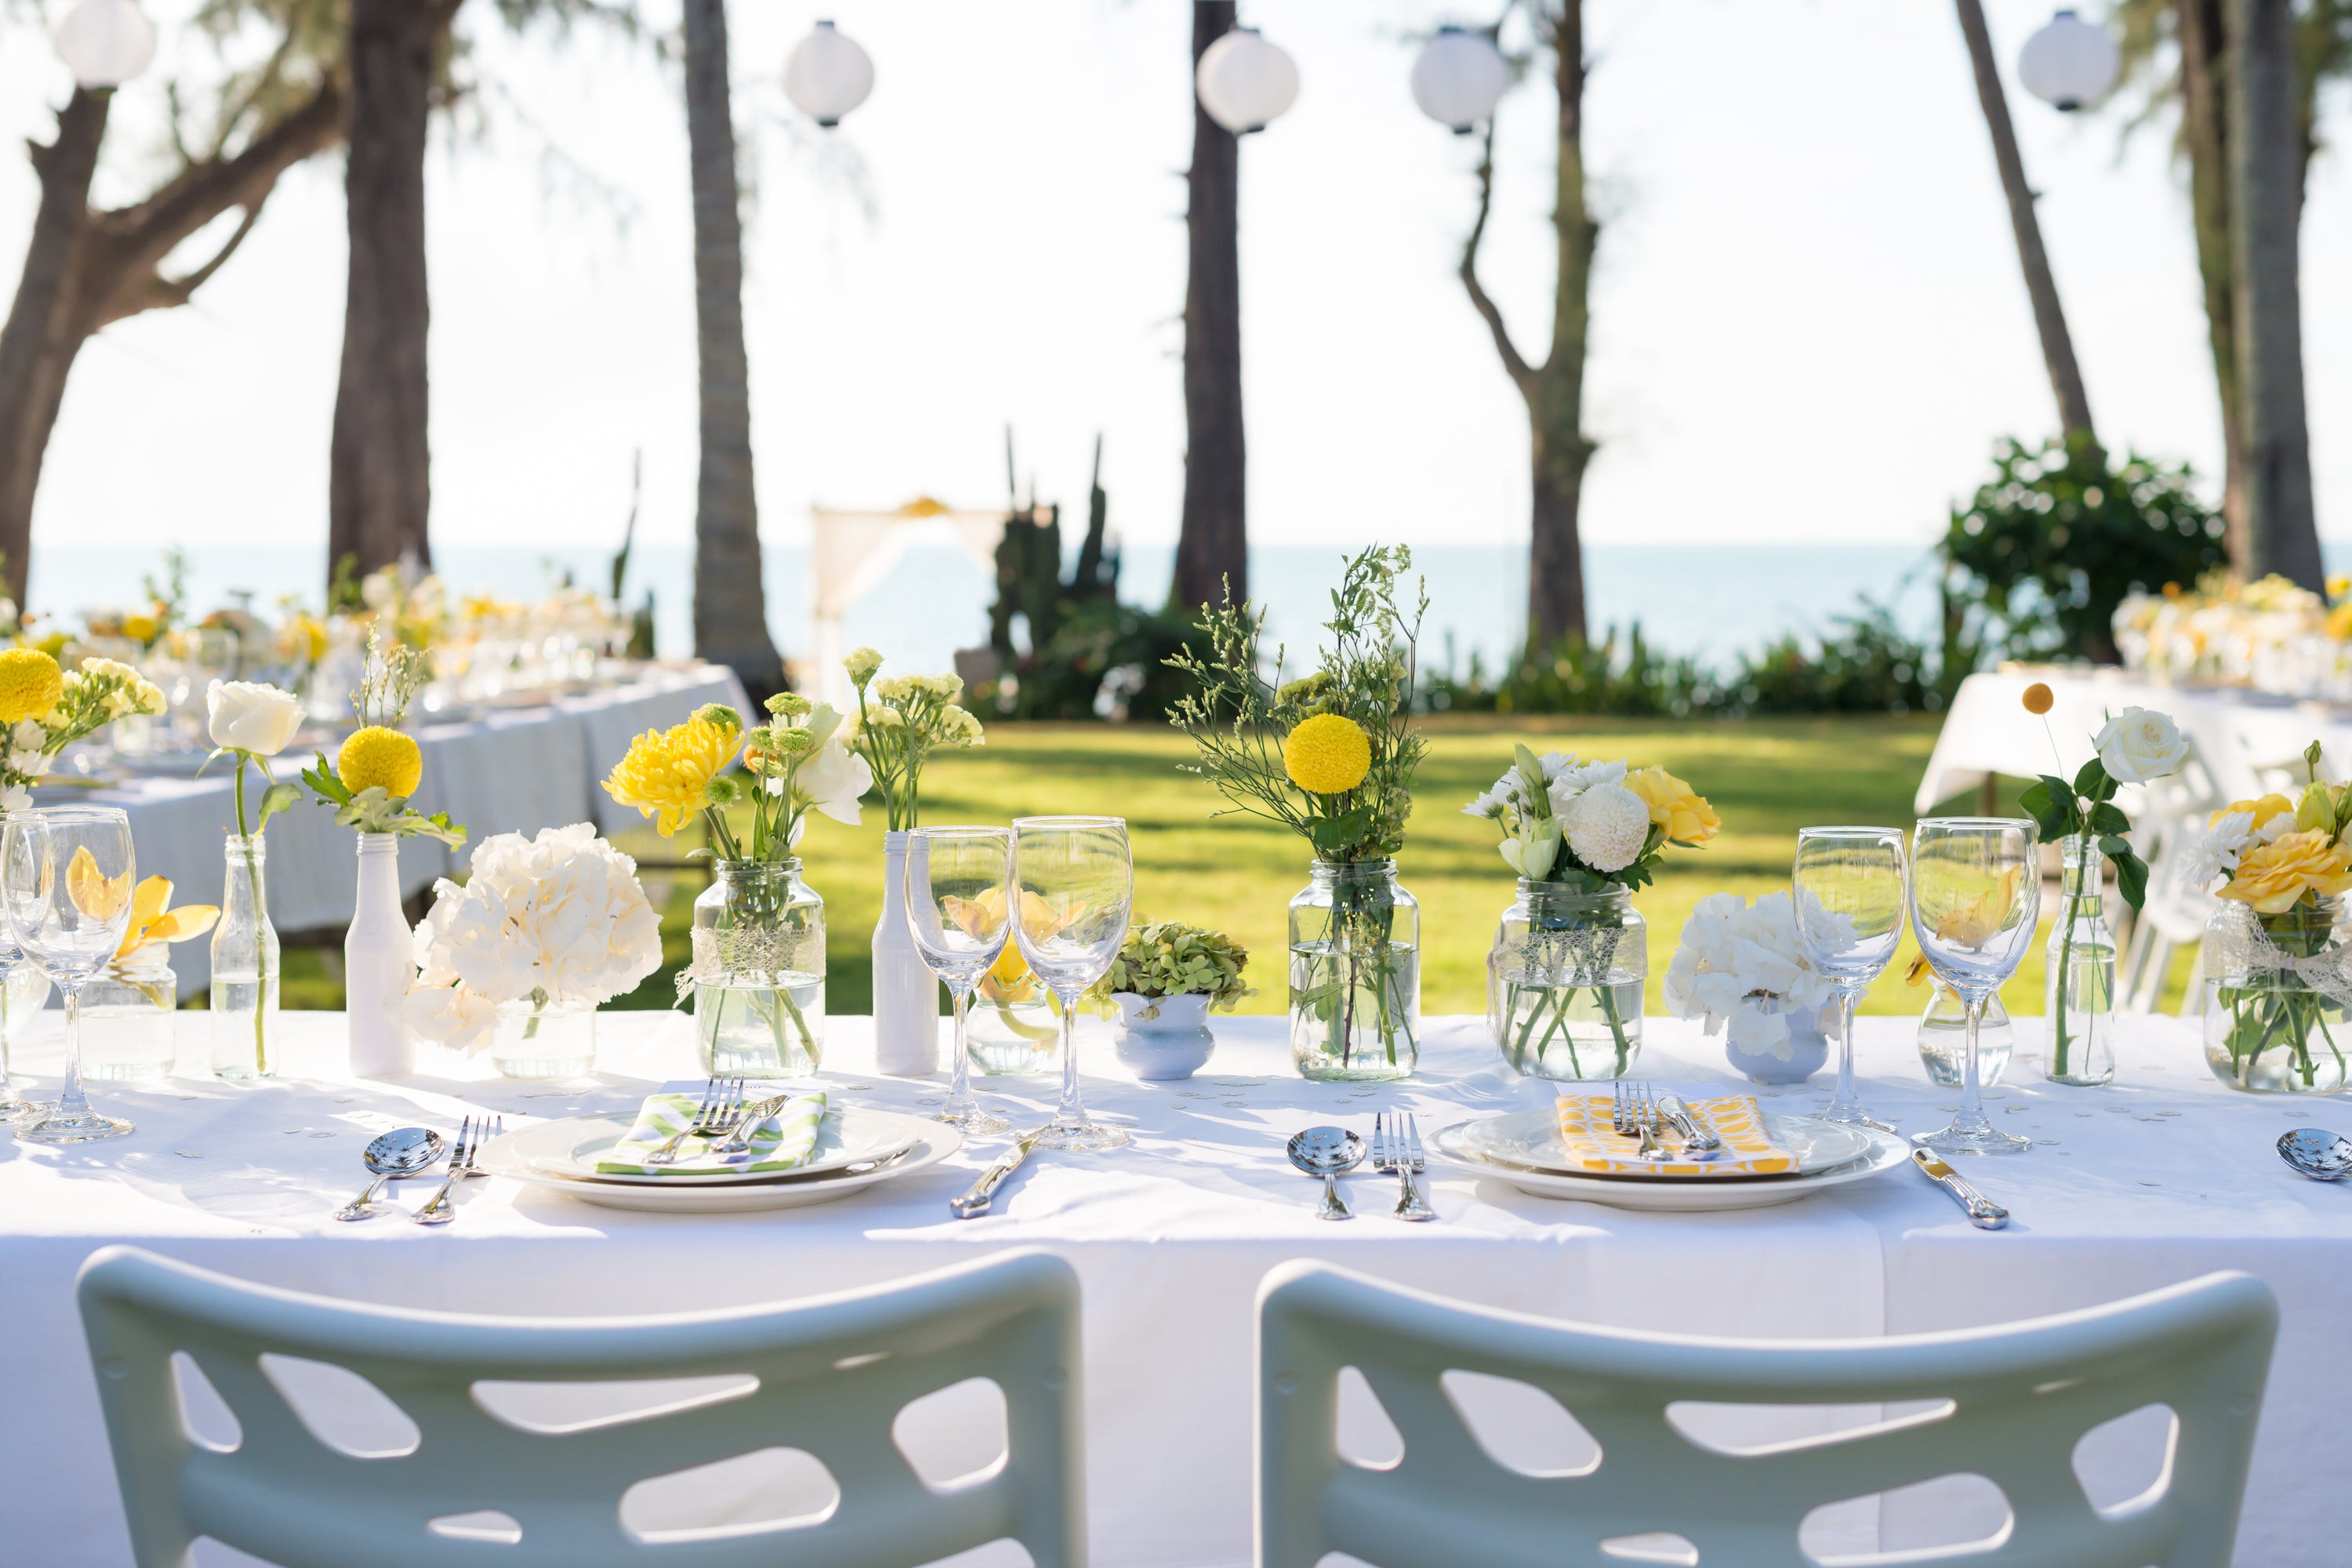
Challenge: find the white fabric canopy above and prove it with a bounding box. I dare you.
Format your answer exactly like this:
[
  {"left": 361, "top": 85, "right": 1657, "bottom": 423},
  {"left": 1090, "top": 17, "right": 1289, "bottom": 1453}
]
[
  {"left": 808, "top": 500, "right": 1011, "bottom": 704},
  {"left": 2, "top": 1010, "right": 2343, "bottom": 1565}
]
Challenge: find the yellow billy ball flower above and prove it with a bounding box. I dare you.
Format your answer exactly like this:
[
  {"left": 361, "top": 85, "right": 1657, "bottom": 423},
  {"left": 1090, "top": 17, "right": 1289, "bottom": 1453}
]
[
  {"left": 0, "top": 646, "right": 64, "bottom": 724},
  {"left": 601, "top": 715, "right": 745, "bottom": 837},
  {"left": 1282, "top": 713, "right": 1372, "bottom": 795},
  {"left": 337, "top": 724, "right": 423, "bottom": 798},
  {"left": 2021, "top": 681, "right": 2054, "bottom": 716}
]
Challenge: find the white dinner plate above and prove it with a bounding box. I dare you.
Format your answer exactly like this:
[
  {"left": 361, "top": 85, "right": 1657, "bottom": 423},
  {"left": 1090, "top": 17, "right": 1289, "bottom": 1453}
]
[
  {"left": 479, "top": 1121, "right": 963, "bottom": 1213},
  {"left": 501, "top": 1105, "right": 930, "bottom": 1186},
  {"left": 1429, "top": 1117, "right": 1911, "bottom": 1211},
  {"left": 1439, "top": 1107, "right": 1875, "bottom": 1182}
]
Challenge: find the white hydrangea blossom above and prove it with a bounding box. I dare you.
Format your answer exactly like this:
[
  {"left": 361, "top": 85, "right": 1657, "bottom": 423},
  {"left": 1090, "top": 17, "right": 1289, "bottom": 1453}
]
[
  {"left": 1563, "top": 782, "right": 1650, "bottom": 873},
  {"left": 1663, "top": 891, "right": 1840, "bottom": 1056}
]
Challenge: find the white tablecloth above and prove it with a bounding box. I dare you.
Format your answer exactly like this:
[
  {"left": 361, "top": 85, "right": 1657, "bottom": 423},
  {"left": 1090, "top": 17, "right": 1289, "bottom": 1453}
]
[
  {"left": 45, "top": 664, "right": 748, "bottom": 994},
  {"left": 1918, "top": 666, "right": 2352, "bottom": 812},
  {"left": 2, "top": 1011, "right": 2342, "bottom": 1566}
]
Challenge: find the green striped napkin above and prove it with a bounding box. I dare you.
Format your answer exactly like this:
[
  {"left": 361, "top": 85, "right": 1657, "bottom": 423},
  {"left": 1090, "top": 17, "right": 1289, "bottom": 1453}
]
[{"left": 596, "top": 1091, "right": 829, "bottom": 1175}]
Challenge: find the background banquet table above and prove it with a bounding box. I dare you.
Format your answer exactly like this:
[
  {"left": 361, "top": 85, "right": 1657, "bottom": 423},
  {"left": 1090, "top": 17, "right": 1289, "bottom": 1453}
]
[
  {"left": 3, "top": 1011, "right": 2343, "bottom": 1566},
  {"left": 1918, "top": 666, "right": 2352, "bottom": 812},
  {"left": 35, "top": 662, "right": 749, "bottom": 994}
]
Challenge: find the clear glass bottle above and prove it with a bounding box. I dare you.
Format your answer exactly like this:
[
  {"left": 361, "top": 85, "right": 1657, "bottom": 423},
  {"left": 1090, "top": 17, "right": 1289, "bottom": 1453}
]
[
  {"left": 691, "top": 858, "right": 826, "bottom": 1076},
  {"left": 1918, "top": 982, "right": 2013, "bottom": 1087},
  {"left": 2044, "top": 833, "right": 2116, "bottom": 1086},
  {"left": 2203, "top": 895, "right": 2350, "bottom": 1093},
  {"left": 1288, "top": 859, "right": 1419, "bottom": 1080},
  {"left": 79, "top": 951, "right": 178, "bottom": 1081},
  {"left": 209, "top": 833, "right": 280, "bottom": 1080},
  {"left": 1486, "top": 880, "right": 1645, "bottom": 1080}
]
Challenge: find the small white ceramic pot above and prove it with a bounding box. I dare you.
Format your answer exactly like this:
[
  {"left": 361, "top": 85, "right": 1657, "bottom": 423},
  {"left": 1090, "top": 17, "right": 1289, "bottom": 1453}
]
[
  {"left": 1724, "top": 1004, "right": 1831, "bottom": 1085},
  {"left": 1111, "top": 992, "right": 1216, "bottom": 1081}
]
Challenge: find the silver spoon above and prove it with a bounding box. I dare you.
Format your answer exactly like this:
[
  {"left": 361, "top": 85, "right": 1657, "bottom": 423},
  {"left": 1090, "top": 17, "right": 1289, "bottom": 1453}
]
[
  {"left": 333, "top": 1127, "right": 445, "bottom": 1221},
  {"left": 1288, "top": 1127, "right": 1366, "bottom": 1221},
  {"left": 2278, "top": 1127, "right": 2352, "bottom": 1181}
]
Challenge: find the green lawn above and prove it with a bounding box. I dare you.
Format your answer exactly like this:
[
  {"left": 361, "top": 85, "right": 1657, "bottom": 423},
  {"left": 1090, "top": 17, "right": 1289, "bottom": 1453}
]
[{"left": 283, "top": 713, "right": 2100, "bottom": 1022}]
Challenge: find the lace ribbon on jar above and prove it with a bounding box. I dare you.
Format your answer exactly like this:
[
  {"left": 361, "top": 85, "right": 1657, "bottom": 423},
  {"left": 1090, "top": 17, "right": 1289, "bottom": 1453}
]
[
  {"left": 2205, "top": 905, "right": 2352, "bottom": 1007},
  {"left": 688, "top": 923, "right": 810, "bottom": 987}
]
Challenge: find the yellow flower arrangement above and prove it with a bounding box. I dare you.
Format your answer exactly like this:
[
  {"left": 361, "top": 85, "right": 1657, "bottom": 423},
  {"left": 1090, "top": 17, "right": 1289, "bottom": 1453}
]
[
  {"left": 2222, "top": 830, "right": 2352, "bottom": 914},
  {"left": 336, "top": 725, "right": 423, "bottom": 798},
  {"left": 114, "top": 877, "right": 218, "bottom": 960},
  {"left": 0, "top": 647, "right": 63, "bottom": 723},
  {"left": 1627, "top": 765, "right": 1720, "bottom": 846},
  {"left": 1281, "top": 713, "right": 1372, "bottom": 795},
  {"left": 603, "top": 712, "right": 745, "bottom": 839}
]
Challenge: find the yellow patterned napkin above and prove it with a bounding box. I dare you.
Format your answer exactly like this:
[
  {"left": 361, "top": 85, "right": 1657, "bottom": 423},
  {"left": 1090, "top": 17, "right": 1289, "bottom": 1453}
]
[{"left": 1553, "top": 1092, "right": 1793, "bottom": 1178}]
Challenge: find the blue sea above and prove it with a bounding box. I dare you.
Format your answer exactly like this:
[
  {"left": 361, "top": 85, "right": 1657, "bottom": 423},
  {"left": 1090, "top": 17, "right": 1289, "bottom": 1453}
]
[{"left": 25, "top": 539, "right": 1966, "bottom": 678}]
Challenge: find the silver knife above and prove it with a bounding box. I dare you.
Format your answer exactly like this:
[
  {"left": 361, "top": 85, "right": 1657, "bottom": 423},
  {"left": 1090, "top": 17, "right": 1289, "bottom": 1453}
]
[
  {"left": 949, "top": 1126, "right": 1047, "bottom": 1220},
  {"left": 1911, "top": 1147, "right": 2010, "bottom": 1230}
]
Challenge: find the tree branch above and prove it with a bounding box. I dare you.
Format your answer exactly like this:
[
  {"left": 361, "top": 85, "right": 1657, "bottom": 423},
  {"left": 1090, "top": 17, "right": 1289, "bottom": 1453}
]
[{"left": 1461, "top": 118, "right": 1537, "bottom": 396}]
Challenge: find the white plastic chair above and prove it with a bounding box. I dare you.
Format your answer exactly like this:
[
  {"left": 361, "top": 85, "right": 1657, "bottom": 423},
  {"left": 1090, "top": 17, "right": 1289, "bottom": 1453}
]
[
  {"left": 1256, "top": 1261, "right": 2275, "bottom": 1568},
  {"left": 78, "top": 1243, "right": 1085, "bottom": 1568}
]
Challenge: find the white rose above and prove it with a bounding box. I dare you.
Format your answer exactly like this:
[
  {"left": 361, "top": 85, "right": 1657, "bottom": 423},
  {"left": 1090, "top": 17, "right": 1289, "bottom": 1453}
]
[
  {"left": 206, "top": 680, "right": 304, "bottom": 757},
  {"left": 2093, "top": 707, "right": 2188, "bottom": 785},
  {"left": 1563, "top": 782, "right": 1649, "bottom": 873}
]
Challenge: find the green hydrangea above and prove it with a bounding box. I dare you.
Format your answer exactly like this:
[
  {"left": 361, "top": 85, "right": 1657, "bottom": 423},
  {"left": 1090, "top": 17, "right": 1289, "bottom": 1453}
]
[{"left": 1086, "top": 919, "right": 1252, "bottom": 1012}]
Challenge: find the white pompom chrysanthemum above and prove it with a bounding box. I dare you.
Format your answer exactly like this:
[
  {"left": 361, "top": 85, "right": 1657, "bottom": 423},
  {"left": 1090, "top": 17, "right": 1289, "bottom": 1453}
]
[{"left": 1564, "top": 782, "right": 1650, "bottom": 873}]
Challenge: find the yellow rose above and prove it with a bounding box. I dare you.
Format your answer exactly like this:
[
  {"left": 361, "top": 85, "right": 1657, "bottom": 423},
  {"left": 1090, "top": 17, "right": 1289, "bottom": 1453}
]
[
  {"left": 2221, "top": 829, "right": 2352, "bottom": 914},
  {"left": 1626, "top": 765, "right": 1719, "bottom": 846},
  {"left": 2212, "top": 793, "right": 2296, "bottom": 832}
]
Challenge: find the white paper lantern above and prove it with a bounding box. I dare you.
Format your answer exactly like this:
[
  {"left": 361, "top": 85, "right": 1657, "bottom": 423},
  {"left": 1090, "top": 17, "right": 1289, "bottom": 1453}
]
[
  {"left": 49, "top": 0, "right": 155, "bottom": 90},
  {"left": 1195, "top": 27, "right": 1299, "bottom": 135},
  {"left": 1410, "top": 25, "right": 1508, "bottom": 134},
  {"left": 783, "top": 19, "right": 873, "bottom": 128},
  {"left": 2017, "top": 8, "right": 2119, "bottom": 112}
]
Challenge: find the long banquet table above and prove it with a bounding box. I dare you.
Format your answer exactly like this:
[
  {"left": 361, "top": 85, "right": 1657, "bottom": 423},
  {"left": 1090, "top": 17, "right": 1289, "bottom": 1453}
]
[
  {"left": 38, "top": 662, "right": 749, "bottom": 994},
  {"left": 5, "top": 1011, "right": 2346, "bottom": 1566}
]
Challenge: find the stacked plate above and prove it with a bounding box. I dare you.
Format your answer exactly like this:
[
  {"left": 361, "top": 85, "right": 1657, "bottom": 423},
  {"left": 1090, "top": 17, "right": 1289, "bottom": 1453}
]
[
  {"left": 477, "top": 1105, "right": 960, "bottom": 1213},
  {"left": 1429, "top": 1106, "right": 1909, "bottom": 1211}
]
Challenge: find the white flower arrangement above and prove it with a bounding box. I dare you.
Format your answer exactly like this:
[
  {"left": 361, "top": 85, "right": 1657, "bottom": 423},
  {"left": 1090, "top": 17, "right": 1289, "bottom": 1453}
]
[
  {"left": 405, "top": 823, "right": 663, "bottom": 1052},
  {"left": 1463, "top": 746, "right": 1718, "bottom": 885},
  {"left": 1663, "top": 891, "right": 1841, "bottom": 1058}
]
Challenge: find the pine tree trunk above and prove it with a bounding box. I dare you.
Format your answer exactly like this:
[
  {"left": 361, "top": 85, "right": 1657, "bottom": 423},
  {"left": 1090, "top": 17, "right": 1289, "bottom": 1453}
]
[
  {"left": 0, "top": 91, "right": 107, "bottom": 608},
  {"left": 1954, "top": 0, "right": 2100, "bottom": 452},
  {"left": 2230, "top": 0, "right": 2322, "bottom": 588},
  {"left": 1172, "top": 0, "right": 1247, "bottom": 616},
  {"left": 2175, "top": 0, "right": 2247, "bottom": 566},
  {"left": 1528, "top": 1, "right": 1592, "bottom": 648},
  {"left": 683, "top": 0, "right": 784, "bottom": 699},
  {"left": 329, "top": 0, "right": 440, "bottom": 588}
]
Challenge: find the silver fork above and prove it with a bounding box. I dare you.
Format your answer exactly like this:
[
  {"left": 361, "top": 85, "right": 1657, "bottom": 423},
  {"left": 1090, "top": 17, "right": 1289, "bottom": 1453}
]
[
  {"left": 1611, "top": 1080, "right": 1635, "bottom": 1135},
  {"left": 1632, "top": 1082, "right": 1667, "bottom": 1160},
  {"left": 1393, "top": 1112, "right": 1436, "bottom": 1222},
  {"left": 413, "top": 1116, "right": 495, "bottom": 1226},
  {"left": 644, "top": 1076, "right": 742, "bottom": 1167}
]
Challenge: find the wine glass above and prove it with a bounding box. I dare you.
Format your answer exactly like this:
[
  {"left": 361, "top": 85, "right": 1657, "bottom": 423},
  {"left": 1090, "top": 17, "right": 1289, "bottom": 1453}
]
[
  {"left": 1792, "top": 826, "right": 1910, "bottom": 1131},
  {"left": 1012, "top": 815, "right": 1133, "bottom": 1151},
  {"left": 905, "top": 826, "right": 1014, "bottom": 1134},
  {"left": 1910, "top": 817, "right": 2042, "bottom": 1156},
  {"left": 3, "top": 806, "right": 138, "bottom": 1144}
]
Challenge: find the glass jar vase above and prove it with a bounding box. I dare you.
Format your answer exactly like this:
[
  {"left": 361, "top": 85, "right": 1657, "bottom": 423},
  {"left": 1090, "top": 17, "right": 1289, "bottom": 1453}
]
[
  {"left": 491, "top": 996, "right": 597, "bottom": 1079},
  {"left": 965, "top": 956, "right": 1059, "bottom": 1075},
  {"left": 0, "top": 942, "right": 55, "bottom": 1120},
  {"left": 1289, "top": 859, "right": 1419, "bottom": 1080},
  {"left": 80, "top": 952, "right": 178, "bottom": 1082},
  {"left": 1918, "top": 982, "right": 2013, "bottom": 1087},
  {"left": 1486, "top": 880, "right": 1645, "bottom": 1080},
  {"left": 2202, "top": 895, "right": 2351, "bottom": 1093},
  {"left": 2044, "top": 833, "right": 2116, "bottom": 1086},
  {"left": 209, "top": 833, "right": 281, "bottom": 1080},
  {"left": 691, "top": 858, "right": 826, "bottom": 1076}
]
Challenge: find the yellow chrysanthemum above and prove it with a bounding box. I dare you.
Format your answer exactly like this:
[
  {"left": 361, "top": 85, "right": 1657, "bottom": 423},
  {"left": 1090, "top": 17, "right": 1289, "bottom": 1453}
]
[
  {"left": 601, "top": 715, "right": 743, "bottom": 837},
  {"left": 2222, "top": 829, "right": 2352, "bottom": 914},
  {"left": 338, "top": 725, "right": 423, "bottom": 798},
  {"left": 1282, "top": 713, "right": 1371, "bottom": 795},
  {"left": 1626, "top": 764, "right": 1720, "bottom": 846},
  {"left": 0, "top": 646, "right": 64, "bottom": 723}
]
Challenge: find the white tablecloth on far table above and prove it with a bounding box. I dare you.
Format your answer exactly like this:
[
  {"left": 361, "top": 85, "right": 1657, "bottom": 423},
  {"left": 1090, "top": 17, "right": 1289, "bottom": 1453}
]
[
  {"left": 41, "top": 663, "right": 748, "bottom": 994},
  {"left": 1918, "top": 666, "right": 2352, "bottom": 812},
  {"left": 2, "top": 1011, "right": 2341, "bottom": 1566}
]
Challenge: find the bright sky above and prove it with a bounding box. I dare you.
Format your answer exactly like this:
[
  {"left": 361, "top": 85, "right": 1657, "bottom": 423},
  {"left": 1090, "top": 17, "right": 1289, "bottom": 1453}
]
[{"left": 2, "top": 0, "right": 2347, "bottom": 560}]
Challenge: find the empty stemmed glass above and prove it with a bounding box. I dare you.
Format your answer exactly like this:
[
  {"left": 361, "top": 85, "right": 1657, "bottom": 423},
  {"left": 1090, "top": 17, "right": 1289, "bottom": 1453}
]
[
  {"left": 1910, "top": 817, "right": 2042, "bottom": 1156},
  {"left": 1012, "top": 815, "right": 1133, "bottom": 1151},
  {"left": 905, "top": 826, "right": 1014, "bottom": 1134},
  {"left": 1792, "top": 826, "right": 1910, "bottom": 1131},
  {"left": 2, "top": 806, "right": 139, "bottom": 1144}
]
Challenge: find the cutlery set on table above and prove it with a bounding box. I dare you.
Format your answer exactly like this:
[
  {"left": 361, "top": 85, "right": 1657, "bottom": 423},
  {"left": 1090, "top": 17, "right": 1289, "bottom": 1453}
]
[{"left": 332, "top": 1117, "right": 500, "bottom": 1225}]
